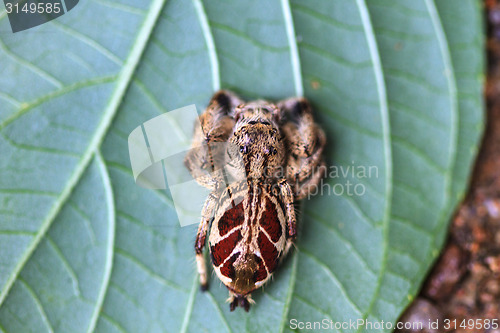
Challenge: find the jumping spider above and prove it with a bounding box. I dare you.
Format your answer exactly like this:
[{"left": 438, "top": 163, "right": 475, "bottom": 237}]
[{"left": 184, "top": 90, "right": 326, "bottom": 311}]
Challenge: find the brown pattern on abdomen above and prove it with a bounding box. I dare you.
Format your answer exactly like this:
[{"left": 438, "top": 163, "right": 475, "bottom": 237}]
[
  {"left": 252, "top": 254, "right": 268, "bottom": 282},
  {"left": 259, "top": 198, "right": 282, "bottom": 242},
  {"left": 218, "top": 200, "right": 244, "bottom": 236},
  {"left": 220, "top": 252, "right": 240, "bottom": 279},
  {"left": 210, "top": 230, "right": 242, "bottom": 266},
  {"left": 257, "top": 232, "right": 278, "bottom": 273}
]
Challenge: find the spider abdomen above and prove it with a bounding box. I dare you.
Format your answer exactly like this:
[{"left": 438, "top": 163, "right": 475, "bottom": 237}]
[{"left": 209, "top": 186, "right": 286, "bottom": 295}]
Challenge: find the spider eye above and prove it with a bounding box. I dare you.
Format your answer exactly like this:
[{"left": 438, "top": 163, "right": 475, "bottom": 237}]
[
  {"left": 270, "top": 147, "right": 277, "bottom": 155},
  {"left": 240, "top": 145, "right": 248, "bottom": 154}
]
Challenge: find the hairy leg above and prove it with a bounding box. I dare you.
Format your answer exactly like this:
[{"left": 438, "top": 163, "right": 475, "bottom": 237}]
[
  {"left": 294, "top": 161, "right": 327, "bottom": 200},
  {"left": 278, "top": 97, "right": 327, "bottom": 199},
  {"left": 279, "top": 179, "right": 297, "bottom": 241},
  {"left": 195, "top": 191, "right": 218, "bottom": 290},
  {"left": 184, "top": 90, "right": 243, "bottom": 189}
]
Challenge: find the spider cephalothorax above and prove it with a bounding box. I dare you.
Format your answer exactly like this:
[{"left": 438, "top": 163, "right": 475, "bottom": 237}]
[{"left": 184, "top": 90, "right": 326, "bottom": 311}]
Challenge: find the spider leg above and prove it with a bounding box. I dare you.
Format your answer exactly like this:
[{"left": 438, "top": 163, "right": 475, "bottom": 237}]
[
  {"left": 295, "top": 127, "right": 326, "bottom": 183},
  {"left": 184, "top": 90, "right": 243, "bottom": 189},
  {"left": 294, "top": 161, "right": 327, "bottom": 200},
  {"left": 278, "top": 97, "right": 327, "bottom": 199},
  {"left": 278, "top": 179, "right": 297, "bottom": 241},
  {"left": 195, "top": 191, "right": 218, "bottom": 291}
]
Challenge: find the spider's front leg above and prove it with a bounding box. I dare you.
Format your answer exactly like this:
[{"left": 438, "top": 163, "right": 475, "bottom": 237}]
[
  {"left": 278, "top": 179, "right": 297, "bottom": 255},
  {"left": 184, "top": 90, "right": 243, "bottom": 189},
  {"left": 195, "top": 191, "right": 219, "bottom": 291},
  {"left": 188, "top": 90, "right": 242, "bottom": 291},
  {"left": 278, "top": 98, "right": 327, "bottom": 200}
]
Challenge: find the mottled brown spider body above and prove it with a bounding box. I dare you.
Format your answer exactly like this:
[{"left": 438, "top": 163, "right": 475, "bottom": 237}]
[{"left": 184, "top": 90, "right": 326, "bottom": 311}]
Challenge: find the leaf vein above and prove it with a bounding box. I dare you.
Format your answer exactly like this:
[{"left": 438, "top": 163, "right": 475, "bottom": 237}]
[
  {"left": 0, "top": 39, "right": 63, "bottom": 89},
  {"left": 46, "top": 237, "right": 82, "bottom": 297},
  {"left": 93, "top": 0, "right": 146, "bottom": 16},
  {"left": 18, "top": 278, "right": 55, "bottom": 333},
  {"left": 301, "top": 249, "right": 363, "bottom": 315},
  {"left": 114, "top": 249, "right": 187, "bottom": 292},
  {"left": 291, "top": 3, "right": 364, "bottom": 32},
  {"left": 194, "top": 0, "right": 221, "bottom": 91},
  {"left": 50, "top": 21, "right": 123, "bottom": 66},
  {"left": 0, "top": 76, "right": 116, "bottom": 131},
  {"left": 0, "top": 132, "right": 81, "bottom": 158},
  {"left": 307, "top": 210, "right": 377, "bottom": 274},
  {"left": 354, "top": 0, "right": 393, "bottom": 330},
  {"left": 205, "top": 292, "right": 233, "bottom": 333},
  {"left": 209, "top": 21, "right": 290, "bottom": 53},
  {"left": 281, "top": 0, "right": 303, "bottom": 96},
  {"left": 87, "top": 152, "right": 116, "bottom": 333},
  {"left": 391, "top": 135, "right": 446, "bottom": 173},
  {"left": 301, "top": 42, "right": 373, "bottom": 69},
  {"left": 179, "top": 276, "right": 198, "bottom": 333},
  {"left": 99, "top": 313, "right": 128, "bottom": 333}
]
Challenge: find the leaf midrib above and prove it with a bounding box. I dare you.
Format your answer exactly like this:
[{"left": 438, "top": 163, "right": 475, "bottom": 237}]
[{"left": 0, "top": 0, "right": 168, "bottom": 307}]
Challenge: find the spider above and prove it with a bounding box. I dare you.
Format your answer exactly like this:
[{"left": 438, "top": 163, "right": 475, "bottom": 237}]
[{"left": 184, "top": 90, "right": 326, "bottom": 311}]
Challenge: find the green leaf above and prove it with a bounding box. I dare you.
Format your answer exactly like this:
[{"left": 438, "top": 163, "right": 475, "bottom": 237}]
[
  {"left": 0, "top": 155, "right": 114, "bottom": 332},
  {"left": 0, "top": 0, "right": 484, "bottom": 332}
]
